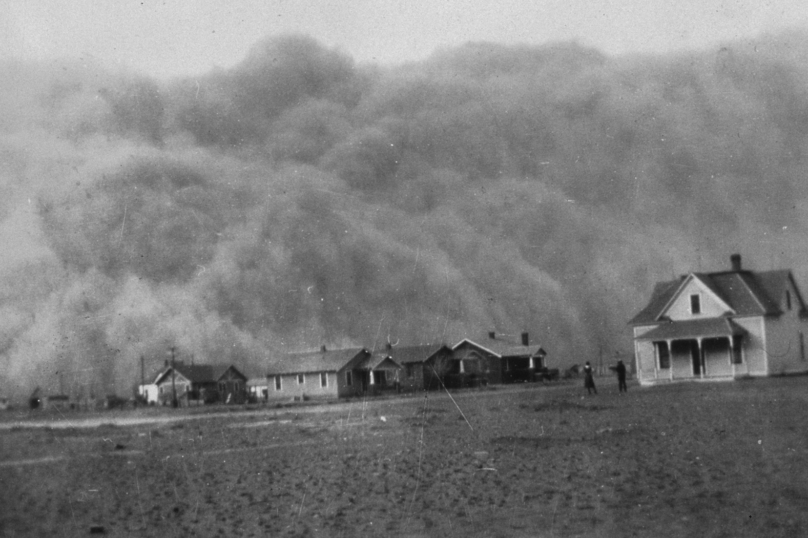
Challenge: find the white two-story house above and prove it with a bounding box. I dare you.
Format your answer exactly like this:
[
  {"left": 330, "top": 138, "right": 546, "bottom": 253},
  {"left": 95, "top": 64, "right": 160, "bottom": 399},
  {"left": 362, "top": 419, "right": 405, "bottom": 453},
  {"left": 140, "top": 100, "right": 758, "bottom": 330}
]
[{"left": 630, "top": 254, "right": 808, "bottom": 386}]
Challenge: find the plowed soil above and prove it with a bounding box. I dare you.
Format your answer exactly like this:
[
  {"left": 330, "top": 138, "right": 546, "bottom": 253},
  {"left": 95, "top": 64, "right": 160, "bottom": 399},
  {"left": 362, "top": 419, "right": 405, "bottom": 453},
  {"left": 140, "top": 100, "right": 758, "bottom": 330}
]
[{"left": 2, "top": 377, "right": 808, "bottom": 537}]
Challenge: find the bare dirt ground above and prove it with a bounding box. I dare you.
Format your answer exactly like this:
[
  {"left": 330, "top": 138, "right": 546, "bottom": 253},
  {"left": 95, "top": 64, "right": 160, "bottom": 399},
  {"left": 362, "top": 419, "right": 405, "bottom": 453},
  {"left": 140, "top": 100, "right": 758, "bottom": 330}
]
[{"left": 2, "top": 377, "right": 808, "bottom": 537}]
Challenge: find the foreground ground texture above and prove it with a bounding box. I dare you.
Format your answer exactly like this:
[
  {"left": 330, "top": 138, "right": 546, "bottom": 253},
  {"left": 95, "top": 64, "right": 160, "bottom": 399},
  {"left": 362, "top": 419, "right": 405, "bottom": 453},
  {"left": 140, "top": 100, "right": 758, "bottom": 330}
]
[{"left": 1, "top": 378, "right": 807, "bottom": 537}]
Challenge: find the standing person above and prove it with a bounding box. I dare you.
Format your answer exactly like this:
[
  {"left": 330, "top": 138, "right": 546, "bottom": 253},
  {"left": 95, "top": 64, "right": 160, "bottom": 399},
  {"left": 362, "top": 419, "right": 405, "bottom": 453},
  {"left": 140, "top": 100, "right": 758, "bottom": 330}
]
[
  {"left": 616, "top": 360, "right": 627, "bottom": 393},
  {"left": 584, "top": 361, "right": 597, "bottom": 395}
]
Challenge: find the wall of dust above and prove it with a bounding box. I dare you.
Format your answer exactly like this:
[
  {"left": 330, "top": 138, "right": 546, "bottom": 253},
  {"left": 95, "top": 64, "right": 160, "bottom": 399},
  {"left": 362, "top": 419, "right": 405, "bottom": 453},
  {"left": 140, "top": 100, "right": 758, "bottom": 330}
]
[{"left": 4, "top": 33, "right": 808, "bottom": 398}]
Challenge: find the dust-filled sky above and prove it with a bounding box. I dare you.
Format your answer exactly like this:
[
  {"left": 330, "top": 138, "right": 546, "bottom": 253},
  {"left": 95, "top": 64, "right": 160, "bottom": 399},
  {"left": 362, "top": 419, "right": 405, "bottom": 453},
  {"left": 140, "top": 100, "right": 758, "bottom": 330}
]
[
  {"left": 3, "top": 2, "right": 808, "bottom": 401},
  {"left": 3, "top": 0, "right": 808, "bottom": 77}
]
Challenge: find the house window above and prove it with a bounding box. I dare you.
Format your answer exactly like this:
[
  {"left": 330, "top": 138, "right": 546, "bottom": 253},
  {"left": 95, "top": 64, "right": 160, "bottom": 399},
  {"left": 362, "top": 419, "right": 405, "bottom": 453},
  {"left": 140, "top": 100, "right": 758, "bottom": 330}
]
[
  {"left": 320, "top": 373, "right": 328, "bottom": 388},
  {"left": 786, "top": 290, "right": 792, "bottom": 310},
  {"left": 346, "top": 371, "right": 353, "bottom": 386},
  {"left": 274, "top": 376, "right": 282, "bottom": 391},
  {"left": 690, "top": 294, "right": 701, "bottom": 314},
  {"left": 297, "top": 374, "right": 305, "bottom": 385},
  {"left": 657, "top": 342, "right": 671, "bottom": 369},
  {"left": 405, "top": 364, "right": 415, "bottom": 379}
]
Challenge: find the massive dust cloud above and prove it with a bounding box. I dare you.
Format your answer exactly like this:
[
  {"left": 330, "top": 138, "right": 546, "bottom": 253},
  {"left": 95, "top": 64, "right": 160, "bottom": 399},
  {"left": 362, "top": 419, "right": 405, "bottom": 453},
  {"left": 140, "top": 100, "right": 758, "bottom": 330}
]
[{"left": 3, "top": 33, "right": 808, "bottom": 399}]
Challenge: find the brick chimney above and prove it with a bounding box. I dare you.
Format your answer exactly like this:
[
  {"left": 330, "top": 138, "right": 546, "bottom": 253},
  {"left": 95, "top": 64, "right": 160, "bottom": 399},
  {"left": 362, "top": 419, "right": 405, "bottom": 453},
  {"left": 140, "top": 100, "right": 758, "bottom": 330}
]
[
  {"left": 488, "top": 331, "right": 496, "bottom": 340},
  {"left": 731, "top": 254, "right": 742, "bottom": 272},
  {"left": 320, "top": 345, "right": 327, "bottom": 352},
  {"left": 521, "top": 332, "right": 529, "bottom": 346}
]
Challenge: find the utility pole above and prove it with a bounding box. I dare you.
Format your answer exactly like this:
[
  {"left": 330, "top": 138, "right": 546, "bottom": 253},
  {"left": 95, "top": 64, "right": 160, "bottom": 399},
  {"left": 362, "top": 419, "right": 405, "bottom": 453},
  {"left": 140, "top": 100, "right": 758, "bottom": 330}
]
[{"left": 170, "top": 346, "right": 178, "bottom": 408}]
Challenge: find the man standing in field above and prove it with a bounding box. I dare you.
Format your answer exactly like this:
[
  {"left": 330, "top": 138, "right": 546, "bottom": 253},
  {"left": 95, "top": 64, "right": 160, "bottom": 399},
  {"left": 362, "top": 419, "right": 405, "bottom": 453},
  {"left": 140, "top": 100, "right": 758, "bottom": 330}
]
[
  {"left": 615, "top": 360, "right": 627, "bottom": 393},
  {"left": 584, "top": 361, "right": 597, "bottom": 395}
]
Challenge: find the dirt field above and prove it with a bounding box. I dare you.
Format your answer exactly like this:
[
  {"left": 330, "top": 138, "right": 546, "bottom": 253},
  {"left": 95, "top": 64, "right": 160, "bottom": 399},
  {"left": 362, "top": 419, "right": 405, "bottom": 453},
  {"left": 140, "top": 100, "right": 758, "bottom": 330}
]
[{"left": 2, "top": 377, "right": 808, "bottom": 537}]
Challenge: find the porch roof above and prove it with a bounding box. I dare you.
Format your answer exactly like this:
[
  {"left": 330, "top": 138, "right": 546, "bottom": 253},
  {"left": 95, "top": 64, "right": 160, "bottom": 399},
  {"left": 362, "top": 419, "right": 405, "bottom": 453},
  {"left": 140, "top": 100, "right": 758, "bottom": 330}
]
[
  {"left": 358, "top": 355, "right": 403, "bottom": 371},
  {"left": 637, "top": 318, "right": 747, "bottom": 341}
]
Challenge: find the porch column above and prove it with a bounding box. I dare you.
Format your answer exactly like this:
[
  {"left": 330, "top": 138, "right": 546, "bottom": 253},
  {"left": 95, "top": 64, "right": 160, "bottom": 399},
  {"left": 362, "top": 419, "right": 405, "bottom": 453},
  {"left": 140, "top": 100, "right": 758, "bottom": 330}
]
[
  {"left": 459, "top": 359, "right": 465, "bottom": 374},
  {"left": 653, "top": 342, "right": 659, "bottom": 379},
  {"left": 697, "top": 337, "right": 704, "bottom": 379},
  {"left": 728, "top": 336, "right": 735, "bottom": 377},
  {"left": 667, "top": 339, "right": 674, "bottom": 381},
  {"left": 529, "top": 357, "right": 535, "bottom": 369},
  {"left": 369, "top": 370, "right": 375, "bottom": 385}
]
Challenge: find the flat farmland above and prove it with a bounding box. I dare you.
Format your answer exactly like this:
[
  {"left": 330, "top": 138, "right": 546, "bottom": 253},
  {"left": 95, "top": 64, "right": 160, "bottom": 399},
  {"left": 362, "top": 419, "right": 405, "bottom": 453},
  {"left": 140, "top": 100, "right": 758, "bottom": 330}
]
[{"left": 2, "top": 378, "right": 808, "bottom": 537}]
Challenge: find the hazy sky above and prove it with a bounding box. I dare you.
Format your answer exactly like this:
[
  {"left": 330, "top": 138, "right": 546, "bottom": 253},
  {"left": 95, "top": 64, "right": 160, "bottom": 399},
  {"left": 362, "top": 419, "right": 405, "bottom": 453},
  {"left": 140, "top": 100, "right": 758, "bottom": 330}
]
[{"left": 2, "top": 0, "right": 807, "bottom": 78}]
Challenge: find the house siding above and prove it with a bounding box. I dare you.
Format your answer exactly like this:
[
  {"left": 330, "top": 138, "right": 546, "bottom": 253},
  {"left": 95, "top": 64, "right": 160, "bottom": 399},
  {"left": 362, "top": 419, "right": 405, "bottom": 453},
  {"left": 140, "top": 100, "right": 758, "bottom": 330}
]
[
  {"left": 667, "top": 279, "right": 729, "bottom": 320},
  {"left": 337, "top": 368, "right": 366, "bottom": 398},
  {"left": 764, "top": 312, "right": 808, "bottom": 376},
  {"left": 734, "top": 317, "right": 767, "bottom": 376},
  {"left": 633, "top": 326, "right": 659, "bottom": 384},
  {"left": 702, "top": 338, "right": 733, "bottom": 377},
  {"left": 267, "top": 372, "right": 342, "bottom": 401}
]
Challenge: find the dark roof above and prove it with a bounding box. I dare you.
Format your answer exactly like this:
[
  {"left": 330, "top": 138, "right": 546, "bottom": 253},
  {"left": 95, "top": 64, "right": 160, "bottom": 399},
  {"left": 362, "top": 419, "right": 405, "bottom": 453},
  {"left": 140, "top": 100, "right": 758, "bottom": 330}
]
[
  {"left": 266, "top": 348, "right": 369, "bottom": 375},
  {"left": 155, "top": 364, "right": 245, "bottom": 385},
  {"left": 629, "top": 279, "right": 684, "bottom": 325},
  {"left": 379, "top": 344, "right": 451, "bottom": 364},
  {"left": 358, "top": 354, "right": 403, "bottom": 371},
  {"left": 637, "top": 318, "right": 747, "bottom": 341},
  {"left": 453, "top": 337, "right": 545, "bottom": 358},
  {"left": 630, "top": 269, "right": 798, "bottom": 325}
]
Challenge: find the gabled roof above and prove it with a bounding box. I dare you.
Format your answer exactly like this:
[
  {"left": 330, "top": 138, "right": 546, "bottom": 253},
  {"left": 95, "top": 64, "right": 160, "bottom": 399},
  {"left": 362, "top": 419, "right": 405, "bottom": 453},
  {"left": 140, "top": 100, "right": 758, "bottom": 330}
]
[
  {"left": 267, "top": 348, "right": 369, "bottom": 376},
  {"left": 155, "top": 364, "right": 245, "bottom": 385},
  {"left": 630, "top": 268, "right": 796, "bottom": 325},
  {"left": 453, "top": 337, "right": 545, "bottom": 358},
  {"left": 358, "top": 354, "right": 403, "bottom": 371},
  {"left": 378, "top": 344, "right": 451, "bottom": 364},
  {"left": 636, "top": 318, "right": 747, "bottom": 341}
]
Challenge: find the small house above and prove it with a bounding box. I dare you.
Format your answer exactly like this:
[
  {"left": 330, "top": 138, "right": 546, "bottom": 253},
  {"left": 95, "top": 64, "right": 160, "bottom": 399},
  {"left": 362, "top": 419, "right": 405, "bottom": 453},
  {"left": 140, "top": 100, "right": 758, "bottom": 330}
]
[
  {"left": 378, "top": 343, "right": 454, "bottom": 392},
  {"left": 137, "top": 383, "right": 159, "bottom": 404},
  {"left": 154, "top": 362, "right": 248, "bottom": 405},
  {"left": 453, "top": 332, "right": 547, "bottom": 386},
  {"left": 265, "top": 347, "right": 372, "bottom": 401},
  {"left": 354, "top": 350, "right": 404, "bottom": 395}
]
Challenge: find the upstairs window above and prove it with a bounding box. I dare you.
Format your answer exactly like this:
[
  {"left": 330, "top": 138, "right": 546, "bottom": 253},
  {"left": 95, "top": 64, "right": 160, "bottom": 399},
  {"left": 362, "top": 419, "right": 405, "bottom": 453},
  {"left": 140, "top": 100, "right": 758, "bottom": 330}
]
[
  {"left": 320, "top": 372, "right": 328, "bottom": 388},
  {"left": 346, "top": 371, "right": 353, "bottom": 386},
  {"left": 274, "top": 376, "right": 282, "bottom": 391},
  {"left": 786, "top": 290, "right": 792, "bottom": 310},
  {"left": 297, "top": 374, "right": 305, "bottom": 385},
  {"left": 690, "top": 294, "right": 701, "bottom": 315}
]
